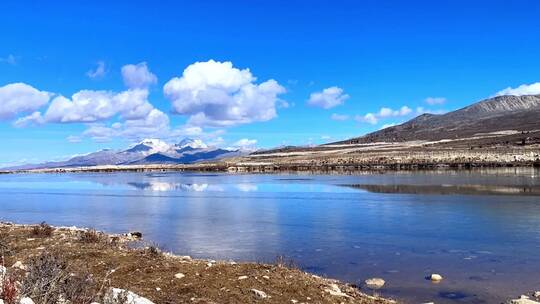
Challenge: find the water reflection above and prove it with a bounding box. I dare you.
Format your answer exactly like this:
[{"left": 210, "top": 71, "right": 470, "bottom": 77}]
[
  {"left": 346, "top": 184, "right": 540, "bottom": 196},
  {"left": 0, "top": 169, "right": 540, "bottom": 303}
]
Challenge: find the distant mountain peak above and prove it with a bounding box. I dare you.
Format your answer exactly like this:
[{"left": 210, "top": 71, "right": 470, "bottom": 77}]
[{"left": 176, "top": 138, "right": 208, "bottom": 149}]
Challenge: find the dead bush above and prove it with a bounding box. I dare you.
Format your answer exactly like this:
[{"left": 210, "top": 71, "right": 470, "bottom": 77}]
[
  {"left": 79, "top": 229, "right": 104, "bottom": 244},
  {"left": 20, "top": 251, "right": 98, "bottom": 304},
  {"left": 31, "top": 222, "right": 54, "bottom": 238}
]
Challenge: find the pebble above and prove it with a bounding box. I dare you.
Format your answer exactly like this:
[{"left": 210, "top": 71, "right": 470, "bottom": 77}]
[
  {"left": 251, "top": 288, "right": 268, "bottom": 299},
  {"left": 238, "top": 275, "right": 248, "bottom": 280},
  {"left": 364, "top": 277, "right": 385, "bottom": 289},
  {"left": 262, "top": 275, "right": 270, "bottom": 280},
  {"left": 174, "top": 273, "right": 185, "bottom": 279},
  {"left": 20, "top": 298, "right": 35, "bottom": 304},
  {"left": 430, "top": 274, "right": 443, "bottom": 282}
]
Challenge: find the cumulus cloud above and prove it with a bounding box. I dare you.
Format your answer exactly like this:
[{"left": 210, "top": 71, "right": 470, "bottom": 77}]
[
  {"left": 307, "top": 86, "right": 349, "bottom": 109},
  {"left": 355, "top": 113, "right": 378, "bottom": 125},
  {"left": 377, "top": 106, "right": 412, "bottom": 117},
  {"left": 86, "top": 61, "right": 107, "bottom": 79},
  {"left": 355, "top": 106, "right": 412, "bottom": 125},
  {"left": 163, "top": 60, "right": 286, "bottom": 127},
  {"left": 121, "top": 62, "right": 158, "bottom": 89},
  {"left": 41, "top": 88, "right": 153, "bottom": 123},
  {"left": 495, "top": 82, "right": 540, "bottom": 96},
  {"left": 232, "top": 138, "right": 257, "bottom": 148},
  {"left": 0, "top": 83, "right": 51, "bottom": 119},
  {"left": 82, "top": 108, "right": 170, "bottom": 142},
  {"left": 330, "top": 113, "right": 350, "bottom": 121},
  {"left": 425, "top": 97, "right": 446, "bottom": 105}
]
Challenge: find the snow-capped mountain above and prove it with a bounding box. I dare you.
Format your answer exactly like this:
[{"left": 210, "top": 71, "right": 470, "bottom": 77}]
[{"left": 8, "top": 138, "right": 241, "bottom": 170}]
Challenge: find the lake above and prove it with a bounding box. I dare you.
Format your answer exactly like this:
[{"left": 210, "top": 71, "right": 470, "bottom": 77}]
[{"left": 0, "top": 168, "right": 539, "bottom": 303}]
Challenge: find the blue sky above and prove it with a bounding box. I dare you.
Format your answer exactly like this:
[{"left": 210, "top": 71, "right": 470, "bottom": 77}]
[{"left": 1, "top": 0, "right": 540, "bottom": 166}]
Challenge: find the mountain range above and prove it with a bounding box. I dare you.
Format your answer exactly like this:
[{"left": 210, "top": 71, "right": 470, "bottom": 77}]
[{"left": 9, "top": 138, "right": 241, "bottom": 170}]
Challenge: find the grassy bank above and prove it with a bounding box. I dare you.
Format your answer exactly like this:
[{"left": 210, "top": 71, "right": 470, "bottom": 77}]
[{"left": 0, "top": 222, "right": 395, "bottom": 304}]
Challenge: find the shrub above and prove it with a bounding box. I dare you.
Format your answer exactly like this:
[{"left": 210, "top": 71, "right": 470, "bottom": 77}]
[
  {"left": 1, "top": 275, "right": 19, "bottom": 304},
  {"left": 31, "top": 222, "right": 54, "bottom": 237},
  {"left": 79, "top": 229, "right": 103, "bottom": 244},
  {"left": 20, "top": 252, "right": 98, "bottom": 304}
]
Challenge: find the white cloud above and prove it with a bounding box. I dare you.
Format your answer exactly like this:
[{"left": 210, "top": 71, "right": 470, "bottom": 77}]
[
  {"left": 495, "top": 82, "right": 540, "bottom": 96},
  {"left": 86, "top": 61, "right": 106, "bottom": 79},
  {"left": 82, "top": 108, "right": 170, "bottom": 142},
  {"left": 354, "top": 105, "right": 412, "bottom": 125},
  {"left": 355, "top": 113, "right": 378, "bottom": 125},
  {"left": 164, "top": 60, "right": 286, "bottom": 127},
  {"left": 330, "top": 113, "right": 350, "bottom": 121},
  {"left": 0, "top": 54, "right": 17, "bottom": 65},
  {"left": 380, "top": 123, "right": 397, "bottom": 130},
  {"left": 378, "top": 106, "right": 412, "bottom": 117},
  {"left": 121, "top": 62, "right": 158, "bottom": 89},
  {"left": 232, "top": 138, "right": 257, "bottom": 148},
  {"left": 425, "top": 97, "right": 446, "bottom": 105},
  {"left": 307, "top": 86, "right": 349, "bottom": 109},
  {"left": 0, "top": 83, "right": 51, "bottom": 119},
  {"left": 14, "top": 111, "right": 44, "bottom": 127}
]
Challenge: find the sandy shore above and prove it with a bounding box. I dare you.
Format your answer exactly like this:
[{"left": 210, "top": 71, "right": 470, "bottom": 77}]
[{"left": 0, "top": 222, "right": 395, "bottom": 304}]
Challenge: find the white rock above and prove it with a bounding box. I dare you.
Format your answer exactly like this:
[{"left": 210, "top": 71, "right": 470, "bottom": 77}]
[
  {"left": 364, "top": 277, "right": 386, "bottom": 289},
  {"left": 324, "top": 284, "right": 350, "bottom": 297},
  {"left": 430, "top": 274, "right": 443, "bottom": 282},
  {"left": 534, "top": 292, "right": 540, "bottom": 299},
  {"left": 104, "top": 288, "right": 155, "bottom": 304},
  {"left": 251, "top": 289, "right": 268, "bottom": 299},
  {"left": 509, "top": 296, "right": 540, "bottom": 304},
  {"left": 174, "top": 273, "right": 185, "bottom": 279},
  {"left": 20, "top": 298, "right": 35, "bottom": 304},
  {"left": 12, "top": 261, "right": 27, "bottom": 271},
  {"left": 262, "top": 275, "right": 270, "bottom": 280},
  {"left": 0, "top": 265, "right": 7, "bottom": 277},
  {"left": 238, "top": 275, "right": 248, "bottom": 280},
  {"left": 0, "top": 299, "right": 4, "bottom": 304}
]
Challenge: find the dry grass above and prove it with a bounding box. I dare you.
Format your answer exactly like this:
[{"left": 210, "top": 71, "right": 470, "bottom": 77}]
[{"left": 0, "top": 222, "right": 395, "bottom": 304}]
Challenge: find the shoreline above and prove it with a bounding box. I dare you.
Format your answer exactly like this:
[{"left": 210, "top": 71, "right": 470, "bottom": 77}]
[
  {"left": 1, "top": 160, "right": 539, "bottom": 175},
  {"left": 0, "top": 222, "right": 395, "bottom": 304}
]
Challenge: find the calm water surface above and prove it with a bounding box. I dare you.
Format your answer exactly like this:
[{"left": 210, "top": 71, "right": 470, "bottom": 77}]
[{"left": 0, "top": 169, "right": 539, "bottom": 303}]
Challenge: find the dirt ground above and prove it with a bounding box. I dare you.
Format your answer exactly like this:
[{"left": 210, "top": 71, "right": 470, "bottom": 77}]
[{"left": 0, "top": 222, "right": 395, "bottom": 304}]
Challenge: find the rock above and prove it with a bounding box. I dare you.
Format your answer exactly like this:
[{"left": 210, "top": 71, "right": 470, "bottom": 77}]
[
  {"left": 251, "top": 289, "right": 268, "bottom": 299},
  {"left": 262, "top": 275, "right": 270, "bottom": 280},
  {"left": 509, "top": 295, "right": 540, "bottom": 304},
  {"left": 430, "top": 274, "right": 443, "bottom": 282},
  {"left": 19, "top": 298, "right": 35, "bottom": 304},
  {"left": 0, "top": 265, "right": 7, "bottom": 277},
  {"left": 129, "top": 232, "right": 142, "bottom": 238},
  {"left": 534, "top": 292, "right": 540, "bottom": 299},
  {"left": 12, "top": 261, "right": 27, "bottom": 271},
  {"left": 364, "top": 277, "right": 386, "bottom": 289},
  {"left": 324, "top": 284, "right": 351, "bottom": 297},
  {"left": 104, "top": 288, "right": 155, "bottom": 304},
  {"left": 174, "top": 273, "right": 185, "bottom": 279},
  {"left": 238, "top": 275, "right": 248, "bottom": 280},
  {"left": 0, "top": 299, "right": 4, "bottom": 304}
]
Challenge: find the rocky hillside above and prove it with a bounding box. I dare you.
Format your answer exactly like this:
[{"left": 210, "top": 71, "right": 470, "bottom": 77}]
[{"left": 335, "top": 94, "right": 540, "bottom": 144}]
